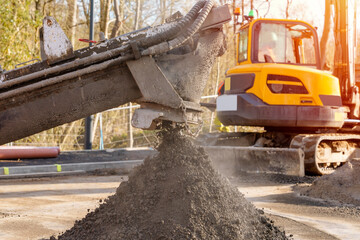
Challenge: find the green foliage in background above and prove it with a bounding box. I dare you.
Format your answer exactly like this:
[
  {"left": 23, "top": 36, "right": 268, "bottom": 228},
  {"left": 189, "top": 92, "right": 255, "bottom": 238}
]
[{"left": 0, "top": 0, "right": 42, "bottom": 70}]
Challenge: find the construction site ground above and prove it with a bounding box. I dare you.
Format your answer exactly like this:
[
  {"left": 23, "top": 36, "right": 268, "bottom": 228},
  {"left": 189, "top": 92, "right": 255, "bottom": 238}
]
[{"left": 0, "top": 170, "right": 359, "bottom": 240}]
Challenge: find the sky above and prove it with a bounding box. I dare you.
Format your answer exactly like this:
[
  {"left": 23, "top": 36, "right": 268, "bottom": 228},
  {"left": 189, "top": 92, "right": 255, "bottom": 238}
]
[
  {"left": 244, "top": 0, "right": 324, "bottom": 29},
  {"left": 252, "top": 0, "right": 323, "bottom": 19},
  {"left": 234, "top": 0, "right": 360, "bottom": 39}
]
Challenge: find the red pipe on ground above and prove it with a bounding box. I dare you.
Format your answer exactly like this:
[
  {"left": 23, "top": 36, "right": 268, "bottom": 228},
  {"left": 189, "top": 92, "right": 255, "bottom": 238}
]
[{"left": 0, "top": 146, "right": 60, "bottom": 159}]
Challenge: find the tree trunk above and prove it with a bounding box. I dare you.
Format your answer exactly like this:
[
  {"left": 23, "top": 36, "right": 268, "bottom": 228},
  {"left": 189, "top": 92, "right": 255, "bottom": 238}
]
[
  {"left": 128, "top": 103, "right": 133, "bottom": 148},
  {"left": 134, "top": 0, "right": 141, "bottom": 30},
  {"left": 34, "top": 0, "right": 45, "bottom": 52},
  {"left": 139, "top": 0, "right": 144, "bottom": 29},
  {"left": 320, "top": 0, "right": 332, "bottom": 69},
  {"left": 66, "top": 0, "right": 77, "bottom": 47},
  {"left": 110, "top": 0, "right": 124, "bottom": 38},
  {"left": 233, "top": 0, "right": 236, "bottom": 34},
  {"left": 159, "top": 0, "right": 166, "bottom": 24},
  {"left": 169, "top": 0, "right": 174, "bottom": 16},
  {"left": 241, "top": 0, "right": 244, "bottom": 22},
  {"left": 100, "top": 0, "right": 111, "bottom": 38},
  {"left": 81, "top": 0, "right": 90, "bottom": 27},
  {"left": 35, "top": 0, "right": 44, "bottom": 16}
]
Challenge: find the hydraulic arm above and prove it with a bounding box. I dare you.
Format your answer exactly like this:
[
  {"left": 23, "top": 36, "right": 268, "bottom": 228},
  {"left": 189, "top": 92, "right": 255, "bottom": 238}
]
[{"left": 332, "top": 0, "right": 359, "bottom": 117}]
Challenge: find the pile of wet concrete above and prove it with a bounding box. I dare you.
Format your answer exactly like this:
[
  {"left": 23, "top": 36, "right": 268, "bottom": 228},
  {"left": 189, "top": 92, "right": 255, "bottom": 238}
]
[
  {"left": 298, "top": 160, "right": 360, "bottom": 206},
  {"left": 54, "top": 128, "right": 288, "bottom": 239}
]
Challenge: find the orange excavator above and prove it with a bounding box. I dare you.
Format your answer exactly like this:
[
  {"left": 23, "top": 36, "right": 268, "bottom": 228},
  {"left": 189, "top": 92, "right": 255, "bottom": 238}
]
[{"left": 216, "top": 0, "right": 359, "bottom": 175}]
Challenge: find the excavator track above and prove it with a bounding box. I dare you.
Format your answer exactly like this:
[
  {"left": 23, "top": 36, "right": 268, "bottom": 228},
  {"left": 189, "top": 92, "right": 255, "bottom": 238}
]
[{"left": 290, "top": 134, "right": 360, "bottom": 175}]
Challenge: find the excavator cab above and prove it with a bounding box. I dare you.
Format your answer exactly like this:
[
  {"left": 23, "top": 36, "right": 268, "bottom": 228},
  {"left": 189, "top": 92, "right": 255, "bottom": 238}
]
[
  {"left": 217, "top": 19, "right": 347, "bottom": 130},
  {"left": 239, "top": 20, "right": 320, "bottom": 68},
  {"left": 257, "top": 22, "right": 317, "bottom": 66}
]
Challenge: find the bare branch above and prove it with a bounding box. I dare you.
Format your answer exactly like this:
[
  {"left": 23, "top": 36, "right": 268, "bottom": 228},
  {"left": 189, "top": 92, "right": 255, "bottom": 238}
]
[
  {"left": 110, "top": 0, "right": 124, "bottom": 38},
  {"left": 320, "top": 0, "right": 332, "bottom": 69},
  {"left": 285, "top": 0, "right": 293, "bottom": 19},
  {"left": 81, "top": 0, "right": 90, "bottom": 27}
]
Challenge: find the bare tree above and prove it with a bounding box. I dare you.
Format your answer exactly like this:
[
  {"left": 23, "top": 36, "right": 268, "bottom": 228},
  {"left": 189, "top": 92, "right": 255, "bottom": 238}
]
[
  {"left": 110, "top": 0, "right": 125, "bottom": 38},
  {"left": 320, "top": 0, "right": 332, "bottom": 69},
  {"left": 241, "top": 0, "right": 244, "bottom": 22},
  {"left": 139, "top": 0, "right": 145, "bottom": 28},
  {"left": 66, "top": 0, "right": 78, "bottom": 46},
  {"left": 159, "top": 0, "right": 166, "bottom": 24},
  {"left": 100, "top": 0, "right": 112, "bottom": 37},
  {"left": 134, "top": 0, "right": 141, "bottom": 30},
  {"left": 232, "top": 0, "right": 236, "bottom": 33},
  {"left": 254, "top": 0, "right": 272, "bottom": 18},
  {"left": 34, "top": 0, "right": 45, "bottom": 46},
  {"left": 81, "top": 0, "right": 90, "bottom": 27},
  {"left": 169, "top": 0, "right": 175, "bottom": 16},
  {"left": 35, "top": 0, "right": 45, "bottom": 16},
  {"left": 285, "top": 0, "right": 293, "bottom": 19}
]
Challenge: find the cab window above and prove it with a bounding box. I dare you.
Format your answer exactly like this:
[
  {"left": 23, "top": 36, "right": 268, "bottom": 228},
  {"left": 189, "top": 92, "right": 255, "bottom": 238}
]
[
  {"left": 252, "top": 22, "right": 316, "bottom": 66},
  {"left": 238, "top": 27, "right": 248, "bottom": 63}
]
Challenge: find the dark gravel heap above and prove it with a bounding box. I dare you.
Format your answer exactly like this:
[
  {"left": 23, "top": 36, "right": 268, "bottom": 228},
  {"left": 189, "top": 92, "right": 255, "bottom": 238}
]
[{"left": 55, "top": 128, "right": 288, "bottom": 240}]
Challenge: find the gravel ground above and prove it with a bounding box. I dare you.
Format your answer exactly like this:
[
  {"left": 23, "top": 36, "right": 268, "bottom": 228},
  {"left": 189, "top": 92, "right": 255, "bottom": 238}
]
[
  {"left": 230, "top": 169, "right": 360, "bottom": 240},
  {"left": 0, "top": 166, "right": 359, "bottom": 239},
  {"left": 0, "top": 141, "right": 359, "bottom": 239},
  {"left": 55, "top": 128, "right": 288, "bottom": 240},
  {"left": 295, "top": 160, "right": 360, "bottom": 206}
]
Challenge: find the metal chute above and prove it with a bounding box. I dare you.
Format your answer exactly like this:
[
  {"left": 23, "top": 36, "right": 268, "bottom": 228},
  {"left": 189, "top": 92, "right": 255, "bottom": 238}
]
[{"left": 0, "top": 2, "right": 231, "bottom": 144}]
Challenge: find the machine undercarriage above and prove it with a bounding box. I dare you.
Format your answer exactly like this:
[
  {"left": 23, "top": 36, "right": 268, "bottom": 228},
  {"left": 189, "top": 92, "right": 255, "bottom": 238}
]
[{"left": 198, "top": 130, "right": 360, "bottom": 175}]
